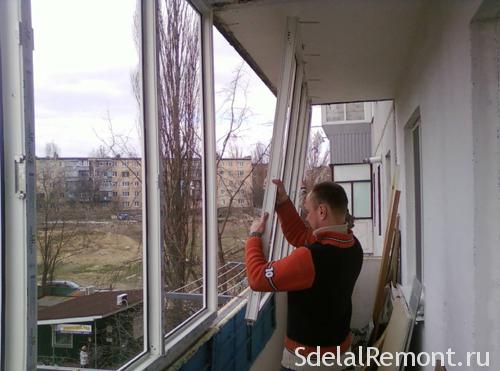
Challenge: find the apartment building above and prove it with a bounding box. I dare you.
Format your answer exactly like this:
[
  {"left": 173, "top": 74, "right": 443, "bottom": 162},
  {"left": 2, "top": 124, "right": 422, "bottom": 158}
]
[
  {"left": 90, "top": 157, "right": 142, "bottom": 209},
  {"left": 217, "top": 157, "right": 253, "bottom": 208},
  {"left": 36, "top": 156, "right": 253, "bottom": 211},
  {"left": 36, "top": 157, "right": 142, "bottom": 210}
]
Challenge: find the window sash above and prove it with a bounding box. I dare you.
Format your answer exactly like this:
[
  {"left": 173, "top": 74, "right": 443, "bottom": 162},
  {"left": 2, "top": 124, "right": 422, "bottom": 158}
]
[{"left": 245, "top": 17, "right": 300, "bottom": 323}]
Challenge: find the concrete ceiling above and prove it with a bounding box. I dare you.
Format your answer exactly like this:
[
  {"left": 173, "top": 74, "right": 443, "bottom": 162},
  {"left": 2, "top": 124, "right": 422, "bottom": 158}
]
[{"left": 211, "top": 0, "right": 427, "bottom": 105}]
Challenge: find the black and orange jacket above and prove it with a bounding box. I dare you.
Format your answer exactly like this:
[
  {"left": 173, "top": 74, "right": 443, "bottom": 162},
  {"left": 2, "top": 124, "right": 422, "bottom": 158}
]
[{"left": 245, "top": 198, "right": 363, "bottom": 355}]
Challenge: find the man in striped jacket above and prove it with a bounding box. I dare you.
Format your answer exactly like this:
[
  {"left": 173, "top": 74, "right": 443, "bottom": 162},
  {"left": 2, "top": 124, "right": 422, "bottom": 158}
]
[{"left": 246, "top": 179, "right": 363, "bottom": 370}]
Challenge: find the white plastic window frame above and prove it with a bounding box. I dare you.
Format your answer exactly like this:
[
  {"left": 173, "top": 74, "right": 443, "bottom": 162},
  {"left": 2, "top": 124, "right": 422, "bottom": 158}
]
[
  {"left": 275, "top": 64, "right": 305, "bottom": 258},
  {"left": 245, "top": 17, "right": 302, "bottom": 322},
  {"left": 135, "top": 0, "right": 218, "bottom": 369},
  {"left": 0, "top": 32, "right": 5, "bottom": 371},
  {"left": 332, "top": 163, "right": 373, "bottom": 220},
  {"left": 1, "top": 0, "right": 37, "bottom": 369},
  {"left": 287, "top": 86, "right": 311, "bottom": 255}
]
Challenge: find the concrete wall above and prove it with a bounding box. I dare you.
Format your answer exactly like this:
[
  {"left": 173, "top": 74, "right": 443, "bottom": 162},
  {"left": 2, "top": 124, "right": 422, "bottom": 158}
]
[
  {"left": 470, "top": 1, "right": 500, "bottom": 366},
  {"left": 371, "top": 100, "right": 397, "bottom": 257},
  {"left": 370, "top": 1, "right": 500, "bottom": 369}
]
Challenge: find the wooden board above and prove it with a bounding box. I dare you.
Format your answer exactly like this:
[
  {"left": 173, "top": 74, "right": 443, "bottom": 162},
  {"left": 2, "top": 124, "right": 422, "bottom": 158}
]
[
  {"left": 388, "top": 216, "right": 401, "bottom": 285},
  {"left": 378, "top": 297, "right": 412, "bottom": 371},
  {"left": 371, "top": 189, "right": 401, "bottom": 339}
]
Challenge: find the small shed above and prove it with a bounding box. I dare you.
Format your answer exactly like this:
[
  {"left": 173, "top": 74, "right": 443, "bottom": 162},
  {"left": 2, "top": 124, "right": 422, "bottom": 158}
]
[{"left": 37, "top": 290, "right": 143, "bottom": 369}]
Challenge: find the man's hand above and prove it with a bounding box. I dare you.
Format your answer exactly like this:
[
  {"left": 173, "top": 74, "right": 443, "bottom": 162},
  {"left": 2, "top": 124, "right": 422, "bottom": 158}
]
[
  {"left": 272, "top": 179, "right": 289, "bottom": 205},
  {"left": 250, "top": 212, "right": 269, "bottom": 235}
]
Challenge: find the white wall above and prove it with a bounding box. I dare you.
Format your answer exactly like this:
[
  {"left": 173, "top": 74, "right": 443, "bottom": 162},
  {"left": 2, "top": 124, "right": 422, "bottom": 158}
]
[
  {"left": 371, "top": 1, "right": 500, "bottom": 369},
  {"left": 371, "top": 100, "right": 397, "bottom": 257},
  {"left": 471, "top": 1, "right": 500, "bottom": 365}
]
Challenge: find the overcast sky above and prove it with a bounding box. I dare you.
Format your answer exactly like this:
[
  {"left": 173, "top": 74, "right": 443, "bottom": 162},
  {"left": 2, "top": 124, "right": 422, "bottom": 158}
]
[{"left": 32, "top": 0, "right": 323, "bottom": 158}]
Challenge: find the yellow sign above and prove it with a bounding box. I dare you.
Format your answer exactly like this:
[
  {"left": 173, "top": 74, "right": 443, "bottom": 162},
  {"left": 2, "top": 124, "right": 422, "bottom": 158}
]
[{"left": 56, "top": 324, "right": 92, "bottom": 334}]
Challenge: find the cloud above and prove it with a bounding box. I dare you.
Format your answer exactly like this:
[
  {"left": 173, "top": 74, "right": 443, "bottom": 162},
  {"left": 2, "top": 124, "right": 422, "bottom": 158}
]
[{"left": 32, "top": 0, "right": 283, "bottom": 158}]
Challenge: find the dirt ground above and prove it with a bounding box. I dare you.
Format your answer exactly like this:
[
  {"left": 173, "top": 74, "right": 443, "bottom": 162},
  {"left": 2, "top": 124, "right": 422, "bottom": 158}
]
[
  {"left": 37, "top": 221, "right": 143, "bottom": 290},
  {"left": 37, "top": 212, "right": 253, "bottom": 292}
]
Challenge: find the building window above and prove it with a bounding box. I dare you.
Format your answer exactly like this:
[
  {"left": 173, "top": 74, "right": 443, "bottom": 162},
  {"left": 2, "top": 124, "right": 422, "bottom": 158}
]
[
  {"left": 112, "top": 192, "right": 118, "bottom": 197},
  {"left": 135, "top": 191, "right": 140, "bottom": 196},
  {"left": 324, "top": 102, "right": 368, "bottom": 122},
  {"left": 121, "top": 171, "right": 129, "bottom": 177},
  {"left": 123, "top": 201, "right": 130, "bottom": 207},
  {"left": 238, "top": 161, "right": 243, "bottom": 167},
  {"left": 134, "top": 201, "right": 140, "bottom": 207},
  {"left": 237, "top": 170, "right": 244, "bottom": 176},
  {"left": 333, "top": 164, "right": 373, "bottom": 220},
  {"left": 134, "top": 181, "right": 139, "bottom": 186},
  {"left": 122, "top": 181, "right": 129, "bottom": 187},
  {"left": 52, "top": 330, "right": 73, "bottom": 349},
  {"left": 112, "top": 171, "right": 117, "bottom": 177},
  {"left": 122, "top": 192, "right": 129, "bottom": 197}
]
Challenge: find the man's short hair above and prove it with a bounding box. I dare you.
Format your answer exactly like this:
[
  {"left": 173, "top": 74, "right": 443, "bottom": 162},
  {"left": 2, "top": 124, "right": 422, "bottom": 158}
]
[{"left": 310, "top": 181, "right": 348, "bottom": 216}]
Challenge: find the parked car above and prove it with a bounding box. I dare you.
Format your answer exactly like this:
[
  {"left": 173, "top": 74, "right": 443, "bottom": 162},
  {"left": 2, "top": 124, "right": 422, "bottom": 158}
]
[
  {"left": 40, "top": 280, "right": 81, "bottom": 297},
  {"left": 117, "top": 212, "right": 129, "bottom": 221}
]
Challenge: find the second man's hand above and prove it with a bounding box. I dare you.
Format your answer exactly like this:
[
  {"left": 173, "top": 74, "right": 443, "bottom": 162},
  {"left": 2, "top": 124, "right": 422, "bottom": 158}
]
[{"left": 272, "top": 179, "right": 289, "bottom": 205}]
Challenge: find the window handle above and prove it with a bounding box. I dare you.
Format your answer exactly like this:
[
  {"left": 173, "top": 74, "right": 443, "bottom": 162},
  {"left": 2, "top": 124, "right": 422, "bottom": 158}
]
[{"left": 14, "top": 154, "right": 26, "bottom": 199}]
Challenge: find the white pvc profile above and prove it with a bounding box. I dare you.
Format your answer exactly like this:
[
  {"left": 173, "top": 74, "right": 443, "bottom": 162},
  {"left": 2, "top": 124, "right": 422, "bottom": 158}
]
[
  {"left": 276, "top": 64, "right": 304, "bottom": 258},
  {"left": 282, "top": 84, "right": 309, "bottom": 257},
  {"left": 121, "top": 1, "right": 217, "bottom": 369},
  {"left": 199, "top": 2, "right": 218, "bottom": 317},
  {"left": 160, "top": 0, "right": 217, "bottom": 365},
  {"left": 0, "top": 0, "right": 37, "bottom": 369},
  {"left": 295, "top": 103, "right": 312, "bottom": 205},
  {"left": 140, "top": 0, "right": 164, "bottom": 361},
  {"left": 290, "top": 85, "right": 309, "bottom": 207},
  {"left": 0, "top": 32, "right": 4, "bottom": 370},
  {"left": 245, "top": 17, "right": 299, "bottom": 324}
]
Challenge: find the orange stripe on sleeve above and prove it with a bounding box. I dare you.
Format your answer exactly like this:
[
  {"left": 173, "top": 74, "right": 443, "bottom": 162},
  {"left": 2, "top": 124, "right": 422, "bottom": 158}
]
[{"left": 245, "top": 236, "right": 315, "bottom": 292}]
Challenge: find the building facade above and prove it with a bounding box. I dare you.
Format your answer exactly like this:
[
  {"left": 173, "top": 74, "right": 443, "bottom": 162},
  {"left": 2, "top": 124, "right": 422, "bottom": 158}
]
[{"left": 36, "top": 156, "right": 254, "bottom": 211}]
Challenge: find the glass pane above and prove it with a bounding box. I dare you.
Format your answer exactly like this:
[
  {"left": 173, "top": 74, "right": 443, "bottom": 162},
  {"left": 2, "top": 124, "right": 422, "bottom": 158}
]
[
  {"left": 158, "top": 0, "right": 205, "bottom": 333},
  {"left": 213, "top": 28, "right": 276, "bottom": 307},
  {"left": 345, "top": 102, "right": 365, "bottom": 120},
  {"left": 33, "top": 1, "right": 144, "bottom": 369},
  {"left": 333, "top": 163, "right": 371, "bottom": 182},
  {"left": 337, "top": 182, "right": 352, "bottom": 214},
  {"left": 324, "top": 104, "right": 345, "bottom": 122},
  {"left": 353, "top": 182, "right": 371, "bottom": 218},
  {"left": 304, "top": 127, "right": 331, "bottom": 189}
]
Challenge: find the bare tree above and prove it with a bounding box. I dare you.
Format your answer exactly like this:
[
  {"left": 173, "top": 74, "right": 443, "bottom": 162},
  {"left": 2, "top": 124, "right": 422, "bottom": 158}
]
[
  {"left": 157, "top": 0, "right": 202, "bottom": 292},
  {"left": 304, "top": 130, "right": 330, "bottom": 189},
  {"left": 45, "top": 141, "right": 60, "bottom": 159},
  {"left": 251, "top": 142, "right": 269, "bottom": 208},
  {"left": 89, "top": 145, "right": 109, "bottom": 158},
  {"left": 211, "top": 63, "right": 274, "bottom": 295},
  {"left": 36, "top": 161, "right": 91, "bottom": 296}
]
